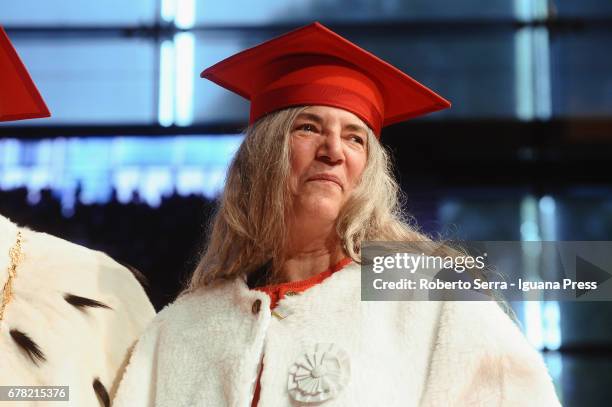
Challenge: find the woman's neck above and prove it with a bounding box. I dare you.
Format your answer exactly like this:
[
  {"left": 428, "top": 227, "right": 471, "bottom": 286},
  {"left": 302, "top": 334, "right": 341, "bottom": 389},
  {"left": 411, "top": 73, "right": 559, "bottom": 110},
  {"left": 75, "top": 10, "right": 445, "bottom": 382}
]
[
  {"left": 278, "top": 248, "right": 346, "bottom": 284},
  {"left": 276, "top": 218, "right": 345, "bottom": 284}
]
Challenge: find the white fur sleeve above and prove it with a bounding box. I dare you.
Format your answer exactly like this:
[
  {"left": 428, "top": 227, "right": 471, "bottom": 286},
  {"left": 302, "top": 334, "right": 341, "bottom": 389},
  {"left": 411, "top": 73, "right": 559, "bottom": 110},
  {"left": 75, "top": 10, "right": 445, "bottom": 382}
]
[
  {"left": 419, "top": 301, "right": 562, "bottom": 406},
  {"left": 112, "top": 315, "right": 166, "bottom": 407}
]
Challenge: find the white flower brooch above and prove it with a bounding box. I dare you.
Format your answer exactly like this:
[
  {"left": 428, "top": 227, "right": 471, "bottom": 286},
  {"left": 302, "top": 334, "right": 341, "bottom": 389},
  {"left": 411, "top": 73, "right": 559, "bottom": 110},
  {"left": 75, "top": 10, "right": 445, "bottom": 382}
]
[{"left": 288, "top": 342, "right": 351, "bottom": 403}]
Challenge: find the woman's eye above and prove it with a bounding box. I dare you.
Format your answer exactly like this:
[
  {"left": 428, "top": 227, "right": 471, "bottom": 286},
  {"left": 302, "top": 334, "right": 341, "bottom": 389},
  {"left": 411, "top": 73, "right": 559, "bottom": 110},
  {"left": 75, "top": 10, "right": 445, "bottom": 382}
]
[
  {"left": 297, "top": 123, "right": 317, "bottom": 132},
  {"left": 350, "top": 135, "right": 365, "bottom": 145}
]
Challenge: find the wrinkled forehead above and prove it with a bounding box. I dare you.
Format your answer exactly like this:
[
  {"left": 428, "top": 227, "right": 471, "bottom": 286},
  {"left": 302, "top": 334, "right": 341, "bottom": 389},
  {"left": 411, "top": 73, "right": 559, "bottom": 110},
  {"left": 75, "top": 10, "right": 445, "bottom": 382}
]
[{"left": 297, "top": 105, "right": 370, "bottom": 128}]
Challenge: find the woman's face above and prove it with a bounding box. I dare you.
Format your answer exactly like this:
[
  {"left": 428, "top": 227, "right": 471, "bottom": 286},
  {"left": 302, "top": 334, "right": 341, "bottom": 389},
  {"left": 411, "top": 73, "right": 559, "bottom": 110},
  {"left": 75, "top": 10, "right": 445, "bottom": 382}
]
[{"left": 289, "top": 105, "right": 368, "bottom": 223}]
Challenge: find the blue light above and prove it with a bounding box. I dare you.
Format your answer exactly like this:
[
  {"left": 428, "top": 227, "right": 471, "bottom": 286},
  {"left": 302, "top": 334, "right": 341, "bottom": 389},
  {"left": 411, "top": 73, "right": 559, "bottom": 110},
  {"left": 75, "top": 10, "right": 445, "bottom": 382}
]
[
  {"left": 174, "top": 32, "right": 195, "bottom": 126},
  {"left": 513, "top": 0, "right": 552, "bottom": 121},
  {"left": 175, "top": 0, "right": 196, "bottom": 29},
  {"left": 159, "top": 40, "right": 176, "bottom": 127},
  {"left": 161, "top": 0, "right": 177, "bottom": 23},
  {"left": 0, "top": 135, "right": 244, "bottom": 212},
  {"left": 542, "top": 301, "right": 562, "bottom": 350}
]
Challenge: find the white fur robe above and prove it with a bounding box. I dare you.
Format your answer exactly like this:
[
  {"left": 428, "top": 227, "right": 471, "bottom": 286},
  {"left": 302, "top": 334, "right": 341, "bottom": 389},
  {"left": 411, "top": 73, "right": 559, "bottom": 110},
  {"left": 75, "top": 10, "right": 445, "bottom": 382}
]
[
  {"left": 0, "top": 214, "right": 156, "bottom": 406},
  {"left": 113, "top": 261, "right": 561, "bottom": 407}
]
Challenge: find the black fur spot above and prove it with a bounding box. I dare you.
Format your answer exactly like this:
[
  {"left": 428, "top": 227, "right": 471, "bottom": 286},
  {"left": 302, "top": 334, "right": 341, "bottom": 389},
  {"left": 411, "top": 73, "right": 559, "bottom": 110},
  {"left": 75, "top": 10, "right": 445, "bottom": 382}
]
[
  {"left": 10, "top": 329, "right": 46, "bottom": 365},
  {"left": 93, "top": 378, "right": 110, "bottom": 407},
  {"left": 64, "top": 294, "right": 111, "bottom": 310}
]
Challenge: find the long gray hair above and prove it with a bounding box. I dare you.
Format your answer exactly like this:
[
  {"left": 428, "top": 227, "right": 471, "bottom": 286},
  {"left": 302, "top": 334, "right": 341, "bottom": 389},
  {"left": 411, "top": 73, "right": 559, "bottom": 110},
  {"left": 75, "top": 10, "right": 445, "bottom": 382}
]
[{"left": 181, "top": 106, "right": 458, "bottom": 294}]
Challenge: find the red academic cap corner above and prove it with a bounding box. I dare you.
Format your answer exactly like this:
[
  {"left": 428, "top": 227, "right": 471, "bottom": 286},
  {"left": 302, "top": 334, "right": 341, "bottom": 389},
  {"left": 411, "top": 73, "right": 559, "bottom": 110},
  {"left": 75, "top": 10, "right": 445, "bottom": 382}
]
[
  {"left": 200, "top": 21, "right": 450, "bottom": 136},
  {"left": 0, "top": 27, "right": 50, "bottom": 122}
]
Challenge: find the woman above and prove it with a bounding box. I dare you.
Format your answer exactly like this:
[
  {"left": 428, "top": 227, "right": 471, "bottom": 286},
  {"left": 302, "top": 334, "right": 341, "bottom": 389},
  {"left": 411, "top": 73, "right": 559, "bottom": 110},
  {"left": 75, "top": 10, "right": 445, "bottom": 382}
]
[{"left": 113, "top": 22, "right": 561, "bottom": 406}]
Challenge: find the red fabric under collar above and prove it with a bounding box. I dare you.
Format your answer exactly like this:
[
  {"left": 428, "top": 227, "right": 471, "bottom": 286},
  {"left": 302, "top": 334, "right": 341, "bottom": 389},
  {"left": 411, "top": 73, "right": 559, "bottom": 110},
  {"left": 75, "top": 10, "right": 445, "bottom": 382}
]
[{"left": 254, "top": 257, "right": 352, "bottom": 309}]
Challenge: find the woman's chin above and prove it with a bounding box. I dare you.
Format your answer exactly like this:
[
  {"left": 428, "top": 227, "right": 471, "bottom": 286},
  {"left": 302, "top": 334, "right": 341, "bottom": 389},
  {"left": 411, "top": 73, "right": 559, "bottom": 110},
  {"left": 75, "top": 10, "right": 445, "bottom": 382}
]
[{"left": 297, "top": 197, "right": 342, "bottom": 222}]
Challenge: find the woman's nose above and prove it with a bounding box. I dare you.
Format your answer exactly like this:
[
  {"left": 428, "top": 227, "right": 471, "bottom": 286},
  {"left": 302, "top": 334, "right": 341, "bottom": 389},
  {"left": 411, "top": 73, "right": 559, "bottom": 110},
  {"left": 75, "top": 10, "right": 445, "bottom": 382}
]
[{"left": 317, "top": 130, "right": 344, "bottom": 164}]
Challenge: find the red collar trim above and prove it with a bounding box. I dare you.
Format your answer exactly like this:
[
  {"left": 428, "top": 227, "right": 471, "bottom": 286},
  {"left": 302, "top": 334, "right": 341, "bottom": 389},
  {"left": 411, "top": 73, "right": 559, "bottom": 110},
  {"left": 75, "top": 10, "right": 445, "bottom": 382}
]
[{"left": 254, "top": 257, "right": 352, "bottom": 305}]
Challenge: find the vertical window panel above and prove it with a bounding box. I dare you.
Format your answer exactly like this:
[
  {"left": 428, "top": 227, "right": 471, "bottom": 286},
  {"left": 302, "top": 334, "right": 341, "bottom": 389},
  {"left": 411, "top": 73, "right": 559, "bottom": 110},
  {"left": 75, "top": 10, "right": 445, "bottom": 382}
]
[
  {"left": 551, "top": 29, "right": 612, "bottom": 117},
  {"left": 4, "top": 37, "right": 157, "bottom": 125},
  {"left": 195, "top": 0, "right": 515, "bottom": 25},
  {"left": 553, "top": 0, "right": 612, "bottom": 17},
  {"left": 0, "top": 0, "right": 157, "bottom": 26}
]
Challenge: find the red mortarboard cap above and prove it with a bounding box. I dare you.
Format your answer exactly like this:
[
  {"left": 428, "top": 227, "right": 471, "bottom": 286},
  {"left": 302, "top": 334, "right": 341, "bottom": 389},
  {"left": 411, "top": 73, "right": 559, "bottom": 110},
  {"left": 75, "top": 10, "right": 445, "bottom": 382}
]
[
  {"left": 200, "top": 21, "right": 450, "bottom": 136},
  {"left": 0, "top": 27, "right": 50, "bottom": 122}
]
